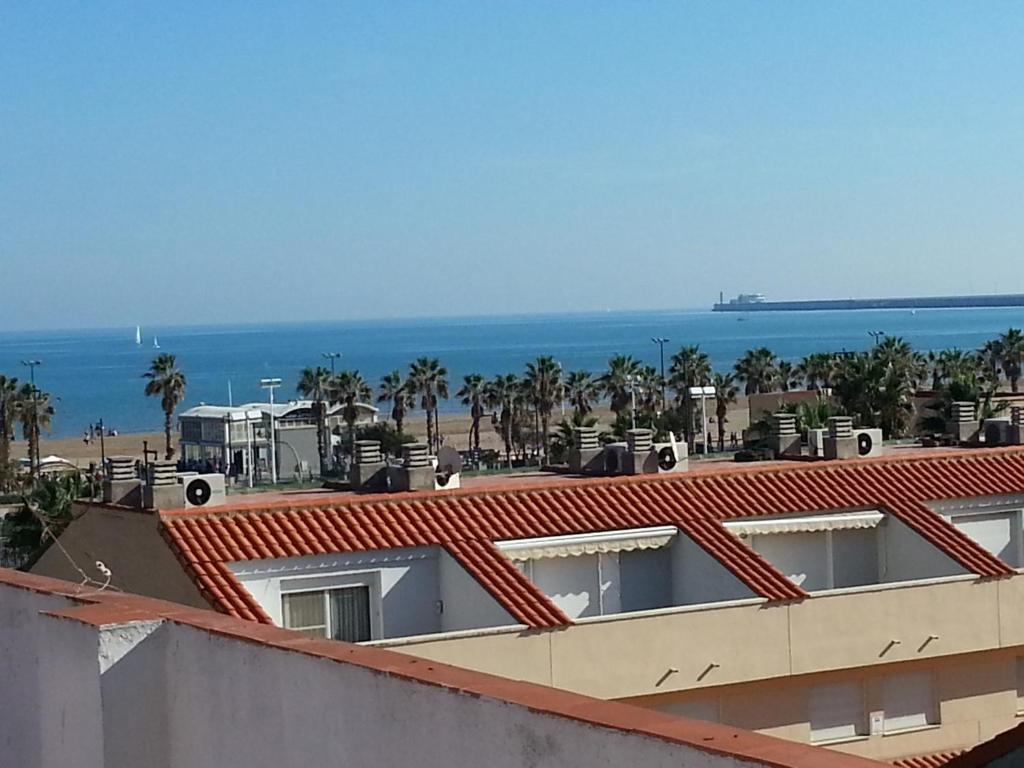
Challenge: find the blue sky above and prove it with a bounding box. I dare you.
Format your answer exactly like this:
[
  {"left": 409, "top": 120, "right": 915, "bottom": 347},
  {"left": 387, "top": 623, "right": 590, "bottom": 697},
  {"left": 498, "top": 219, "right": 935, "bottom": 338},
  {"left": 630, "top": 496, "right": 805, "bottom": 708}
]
[{"left": 3, "top": 2, "right": 1024, "bottom": 330}]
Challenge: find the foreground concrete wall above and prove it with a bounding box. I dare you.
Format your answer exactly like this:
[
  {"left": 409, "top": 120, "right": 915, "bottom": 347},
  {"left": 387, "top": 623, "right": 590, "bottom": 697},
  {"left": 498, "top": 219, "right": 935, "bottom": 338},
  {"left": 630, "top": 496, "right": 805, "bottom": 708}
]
[{"left": 3, "top": 572, "right": 883, "bottom": 768}]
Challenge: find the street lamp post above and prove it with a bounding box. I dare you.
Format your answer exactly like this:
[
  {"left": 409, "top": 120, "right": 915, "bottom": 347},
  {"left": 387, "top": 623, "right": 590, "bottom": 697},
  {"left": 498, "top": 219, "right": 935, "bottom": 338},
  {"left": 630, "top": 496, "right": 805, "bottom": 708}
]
[
  {"left": 322, "top": 352, "right": 342, "bottom": 375},
  {"left": 868, "top": 331, "right": 886, "bottom": 345},
  {"left": 651, "top": 337, "right": 670, "bottom": 411},
  {"left": 20, "top": 360, "right": 41, "bottom": 476},
  {"left": 628, "top": 375, "right": 637, "bottom": 429},
  {"left": 96, "top": 418, "right": 107, "bottom": 472},
  {"left": 260, "top": 378, "right": 282, "bottom": 484},
  {"left": 688, "top": 385, "right": 716, "bottom": 457}
]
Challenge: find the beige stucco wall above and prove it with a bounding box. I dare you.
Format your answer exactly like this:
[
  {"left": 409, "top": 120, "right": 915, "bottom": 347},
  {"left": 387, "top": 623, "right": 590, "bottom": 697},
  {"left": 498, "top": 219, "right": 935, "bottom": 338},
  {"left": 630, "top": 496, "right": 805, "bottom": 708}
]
[
  {"left": 384, "top": 576, "right": 1015, "bottom": 699},
  {"left": 623, "top": 649, "right": 1024, "bottom": 762},
  {"left": 32, "top": 504, "right": 208, "bottom": 609}
]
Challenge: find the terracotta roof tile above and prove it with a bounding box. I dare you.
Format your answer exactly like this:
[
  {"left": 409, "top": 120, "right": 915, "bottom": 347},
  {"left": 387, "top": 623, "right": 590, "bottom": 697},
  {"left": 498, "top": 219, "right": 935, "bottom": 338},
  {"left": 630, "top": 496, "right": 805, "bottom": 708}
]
[
  {"left": 943, "top": 721, "right": 1024, "bottom": 768},
  {"left": 159, "top": 449, "right": 1024, "bottom": 627},
  {"left": 892, "top": 750, "right": 964, "bottom": 767}
]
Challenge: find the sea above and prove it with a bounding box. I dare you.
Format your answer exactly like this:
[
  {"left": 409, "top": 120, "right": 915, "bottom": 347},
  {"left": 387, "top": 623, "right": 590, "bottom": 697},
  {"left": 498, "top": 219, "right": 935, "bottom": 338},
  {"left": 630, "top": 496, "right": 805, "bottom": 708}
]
[{"left": 1, "top": 307, "right": 1022, "bottom": 439}]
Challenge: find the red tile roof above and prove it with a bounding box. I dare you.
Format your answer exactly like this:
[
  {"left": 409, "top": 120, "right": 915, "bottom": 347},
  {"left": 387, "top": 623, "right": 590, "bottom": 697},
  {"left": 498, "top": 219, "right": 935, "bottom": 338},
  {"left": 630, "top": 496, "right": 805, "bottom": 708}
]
[
  {"left": 160, "top": 448, "right": 1024, "bottom": 627},
  {"left": 892, "top": 750, "right": 963, "bottom": 767},
  {"left": 943, "top": 721, "right": 1024, "bottom": 768}
]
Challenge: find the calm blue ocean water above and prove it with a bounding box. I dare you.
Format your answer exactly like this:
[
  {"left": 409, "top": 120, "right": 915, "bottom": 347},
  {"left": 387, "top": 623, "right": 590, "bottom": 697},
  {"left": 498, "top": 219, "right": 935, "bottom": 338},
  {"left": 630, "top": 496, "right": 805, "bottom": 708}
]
[{"left": 2, "top": 308, "right": 1023, "bottom": 438}]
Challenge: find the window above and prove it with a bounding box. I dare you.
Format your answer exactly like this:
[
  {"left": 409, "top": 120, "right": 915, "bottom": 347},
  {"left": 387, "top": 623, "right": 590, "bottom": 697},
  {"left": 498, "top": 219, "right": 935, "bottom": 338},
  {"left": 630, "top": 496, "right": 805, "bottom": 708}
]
[
  {"left": 282, "top": 586, "right": 372, "bottom": 642},
  {"left": 809, "top": 681, "right": 865, "bottom": 742},
  {"left": 882, "top": 671, "right": 937, "bottom": 733}
]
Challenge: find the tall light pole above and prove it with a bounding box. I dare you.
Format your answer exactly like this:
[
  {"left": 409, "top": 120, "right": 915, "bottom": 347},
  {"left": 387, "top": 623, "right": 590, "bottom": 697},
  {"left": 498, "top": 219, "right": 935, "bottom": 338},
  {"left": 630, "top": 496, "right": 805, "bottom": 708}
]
[
  {"left": 651, "top": 337, "right": 669, "bottom": 411},
  {"left": 689, "top": 385, "right": 716, "bottom": 456},
  {"left": 868, "top": 331, "right": 886, "bottom": 346},
  {"left": 628, "top": 375, "right": 637, "bottom": 429},
  {"left": 20, "top": 359, "right": 41, "bottom": 385},
  {"left": 260, "top": 377, "right": 282, "bottom": 484},
  {"left": 322, "top": 352, "right": 342, "bottom": 375},
  {"left": 20, "top": 360, "right": 41, "bottom": 476}
]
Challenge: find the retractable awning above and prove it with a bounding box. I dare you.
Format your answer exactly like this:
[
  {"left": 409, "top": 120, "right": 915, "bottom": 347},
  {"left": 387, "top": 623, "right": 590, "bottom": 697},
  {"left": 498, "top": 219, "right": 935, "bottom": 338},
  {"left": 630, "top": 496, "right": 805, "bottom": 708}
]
[
  {"left": 723, "top": 511, "right": 884, "bottom": 538},
  {"left": 497, "top": 526, "right": 679, "bottom": 562}
]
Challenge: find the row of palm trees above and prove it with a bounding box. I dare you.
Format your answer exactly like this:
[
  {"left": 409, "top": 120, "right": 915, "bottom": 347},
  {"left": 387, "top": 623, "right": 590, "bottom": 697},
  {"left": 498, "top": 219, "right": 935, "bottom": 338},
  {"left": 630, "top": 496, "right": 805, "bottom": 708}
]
[
  {"left": 0, "top": 375, "right": 56, "bottom": 487},
  {"left": 339, "top": 327, "right": 1024, "bottom": 463}
]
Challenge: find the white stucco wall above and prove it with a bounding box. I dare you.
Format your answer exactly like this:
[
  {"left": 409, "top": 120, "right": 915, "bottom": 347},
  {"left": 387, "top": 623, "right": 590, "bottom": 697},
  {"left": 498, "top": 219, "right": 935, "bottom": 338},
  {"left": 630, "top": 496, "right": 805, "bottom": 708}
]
[
  {"left": 0, "top": 587, "right": 105, "bottom": 768},
  {"left": 882, "top": 517, "right": 967, "bottom": 583},
  {"left": 0, "top": 577, "right": 801, "bottom": 768},
  {"left": 437, "top": 549, "right": 517, "bottom": 632},
  {"left": 99, "top": 620, "right": 762, "bottom": 768},
  {"left": 232, "top": 547, "right": 442, "bottom": 639},
  {"left": 672, "top": 534, "right": 757, "bottom": 605}
]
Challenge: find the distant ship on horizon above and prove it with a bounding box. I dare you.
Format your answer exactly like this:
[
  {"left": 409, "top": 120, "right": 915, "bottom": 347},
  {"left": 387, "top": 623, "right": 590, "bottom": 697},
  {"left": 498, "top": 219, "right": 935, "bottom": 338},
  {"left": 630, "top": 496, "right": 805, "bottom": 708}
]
[{"left": 713, "top": 291, "right": 1024, "bottom": 313}]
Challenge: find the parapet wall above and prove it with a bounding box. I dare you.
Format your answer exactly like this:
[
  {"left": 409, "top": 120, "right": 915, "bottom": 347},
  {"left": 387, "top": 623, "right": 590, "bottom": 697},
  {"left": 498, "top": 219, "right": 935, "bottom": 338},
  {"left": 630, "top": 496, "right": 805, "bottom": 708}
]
[{"left": 0, "top": 569, "right": 884, "bottom": 768}]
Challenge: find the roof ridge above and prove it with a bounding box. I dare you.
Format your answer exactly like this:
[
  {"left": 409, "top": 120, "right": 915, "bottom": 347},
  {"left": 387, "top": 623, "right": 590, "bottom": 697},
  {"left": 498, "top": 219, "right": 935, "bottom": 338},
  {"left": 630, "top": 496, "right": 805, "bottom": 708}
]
[{"left": 160, "top": 446, "right": 1024, "bottom": 521}]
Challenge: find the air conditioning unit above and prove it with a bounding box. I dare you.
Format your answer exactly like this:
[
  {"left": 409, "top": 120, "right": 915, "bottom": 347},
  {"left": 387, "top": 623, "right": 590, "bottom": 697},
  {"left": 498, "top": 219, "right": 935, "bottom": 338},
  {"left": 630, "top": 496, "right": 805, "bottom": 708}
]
[
  {"left": 651, "top": 438, "right": 688, "bottom": 474},
  {"left": 434, "top": 470, "right": 461, "bottom": 490},
  {"left": 177, "top": 473, "right": 227, "bottom": 508},
  {"left": 854, "top": 429, "right": 884, "bottom": 458},
  {"left": 603, "top": 443, "right": 629, "bottom": 475}
]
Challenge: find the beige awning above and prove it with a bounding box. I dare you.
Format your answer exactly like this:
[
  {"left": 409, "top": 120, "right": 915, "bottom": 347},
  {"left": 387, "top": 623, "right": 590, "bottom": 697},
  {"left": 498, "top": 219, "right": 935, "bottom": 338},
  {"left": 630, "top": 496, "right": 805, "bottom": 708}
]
[
  {"left": 723, "top": 511, "right": 884, "bottom": 538},
  {"left": 497, "top": 526, "right": 678, "bottom": 562}
]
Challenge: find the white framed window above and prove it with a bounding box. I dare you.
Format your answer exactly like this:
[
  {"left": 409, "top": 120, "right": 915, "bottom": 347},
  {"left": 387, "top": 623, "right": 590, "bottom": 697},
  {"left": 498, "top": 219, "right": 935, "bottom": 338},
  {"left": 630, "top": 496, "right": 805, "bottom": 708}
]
[
  {"left": 282, "top": 584, "right": 375, "bottom": 642},
  {"left": 882, "top": 671, "right": 937, "bottom": 733},
  {"left": 809, "top": 681, "right": 865, "bottom": 742}
]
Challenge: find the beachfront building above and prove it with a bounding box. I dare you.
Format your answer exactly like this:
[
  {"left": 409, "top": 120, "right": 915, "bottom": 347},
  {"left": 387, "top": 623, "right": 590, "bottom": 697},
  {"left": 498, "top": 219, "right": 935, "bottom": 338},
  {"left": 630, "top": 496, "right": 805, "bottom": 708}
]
[
  {"left": 31, "top": 447, "right": 1024, "bottom": 764},
  {"left": 178, "top": 399, "right": 378, "bottom": 481},
  {"left": 0, "top": 568, "right": 889, "bottom": 768}
]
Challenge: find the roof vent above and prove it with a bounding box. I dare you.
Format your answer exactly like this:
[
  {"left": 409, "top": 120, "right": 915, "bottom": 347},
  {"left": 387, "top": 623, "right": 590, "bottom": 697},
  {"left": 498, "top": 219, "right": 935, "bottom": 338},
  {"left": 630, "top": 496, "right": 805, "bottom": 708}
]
[
  {"left": 402, "top": 443, "right": 431, "bottom": 468},
  {"left": 107, "top": 456, "right": 136, "bottom": 482},
  {"left": 948, "top": 401, "right": 980, "bottom": 445},
  {"left": 354, "top": 440, "right": 382, "bottom": 465},
  {"left": 771, "top": 413, "right": 797, "bottom": 436},
  {"left": 148, "top": 459, "right": 178, "bottom": 487},
  {"left": 573, "top": 426, "right": 599, "bottom": 451},
  {"left": 626, "top": 428, "right": 653, "bottom": 453},
  {"left": 952, "top": 401, "right": 976, "bottom": 423},
  {"left": 828, "top": 416, "right": 854, "bottom": 439},
  {"left": 1013, "top": 406, "right": 1023, "bottom": 427},
  {"left": 102, "top": 456, "right": 142, "bottom": 506}
]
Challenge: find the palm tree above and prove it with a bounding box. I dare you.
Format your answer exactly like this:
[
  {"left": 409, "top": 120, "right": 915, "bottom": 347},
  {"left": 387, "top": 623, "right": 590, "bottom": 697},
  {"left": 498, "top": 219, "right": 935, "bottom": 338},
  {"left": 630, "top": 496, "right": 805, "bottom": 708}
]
[
  {"left": 564, "top": 370, "right": 599, "bottom": 418},
  {"left": 17, "top": 384, "right": 55, "bottom": 478},
  {"left": 996, "top": 328, "right": 1024, "bottom": 392},
  {"left": 669, "top": 346, "right": 712, "bottom": 447},
  {"left": 297, "top": 366, "right": 332, "bottom": 475},
  {"left": 598, "top": 355, "right": 641, "bottom": 415},
  {"left": 329, "top": 370, "right": 373, "bottom": 457},
  {"left": 978, "top": 339, "right": 1003, "bottom": 390},
  {"left": 0, "top": 375, "right": 18, "bottom": 479},
  {"left": 523, "top": 356, "right": 562, "bottom": 463},
  {"left": 733, "top": 348, "right": 779, "bottom": 395},
  {"left": 929, "top": 349, "right": 977, "bottom": 390},
  {"left": 144, "top": 354, "right": 187, "bottom": 460},
  {"left": 711, "top": 372, "right": 738, "bottom": 451},
  {"left": 485, "top": 374, "right": 519, "bottom": 467},
  {"left": 457, "top": 373, "right": 487, "bottom": 453},
  {"left": 777, "top": 361, "right": 797, "bottom": 392},
  {"left": 408, "top": 357, "right": 449, "bottom": 453},
  {"left": 378, "top": 370, "right": 413, "bottom": 434},
  {"left": 797, "top": 352, "right": 840, "bottom": 390}
]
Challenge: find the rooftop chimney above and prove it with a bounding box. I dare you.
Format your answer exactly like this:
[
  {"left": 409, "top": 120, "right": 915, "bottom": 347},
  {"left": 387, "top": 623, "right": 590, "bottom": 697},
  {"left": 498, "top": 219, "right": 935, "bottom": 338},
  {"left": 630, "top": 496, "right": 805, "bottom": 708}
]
[
  {"left": 949, "top": 401, "right": 980, "bottom": 444},
  {"left": 143, "top": 459, "right": 184, "bottom": 510},
  {"left": 569, "top": 426, "right": 603, "bottom": 474},
  {"left": 102, "top": 456, "right": 141, "bottom": 506},
  {"left": 769, "top": 412, "right": 801, "bottom": 458},
  {"left": 388, "top": 443, "right": 435, "bottom": 492},
  {"left": 823, "top": 416, "right": 857, "bottom": 459},
  {"left": 351, "top": 440, "right": 387, "bottom": 491}
]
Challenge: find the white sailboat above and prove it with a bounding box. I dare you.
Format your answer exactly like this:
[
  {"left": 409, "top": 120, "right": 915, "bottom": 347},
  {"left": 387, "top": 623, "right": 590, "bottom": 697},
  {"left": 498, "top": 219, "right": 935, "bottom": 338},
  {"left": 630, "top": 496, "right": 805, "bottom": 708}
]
[
  {"left": 135, "top": 325, "right": 142, "bottom": 345},
  {"left": 152, "top": 336, "right": 160, "bottom": 349}
]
